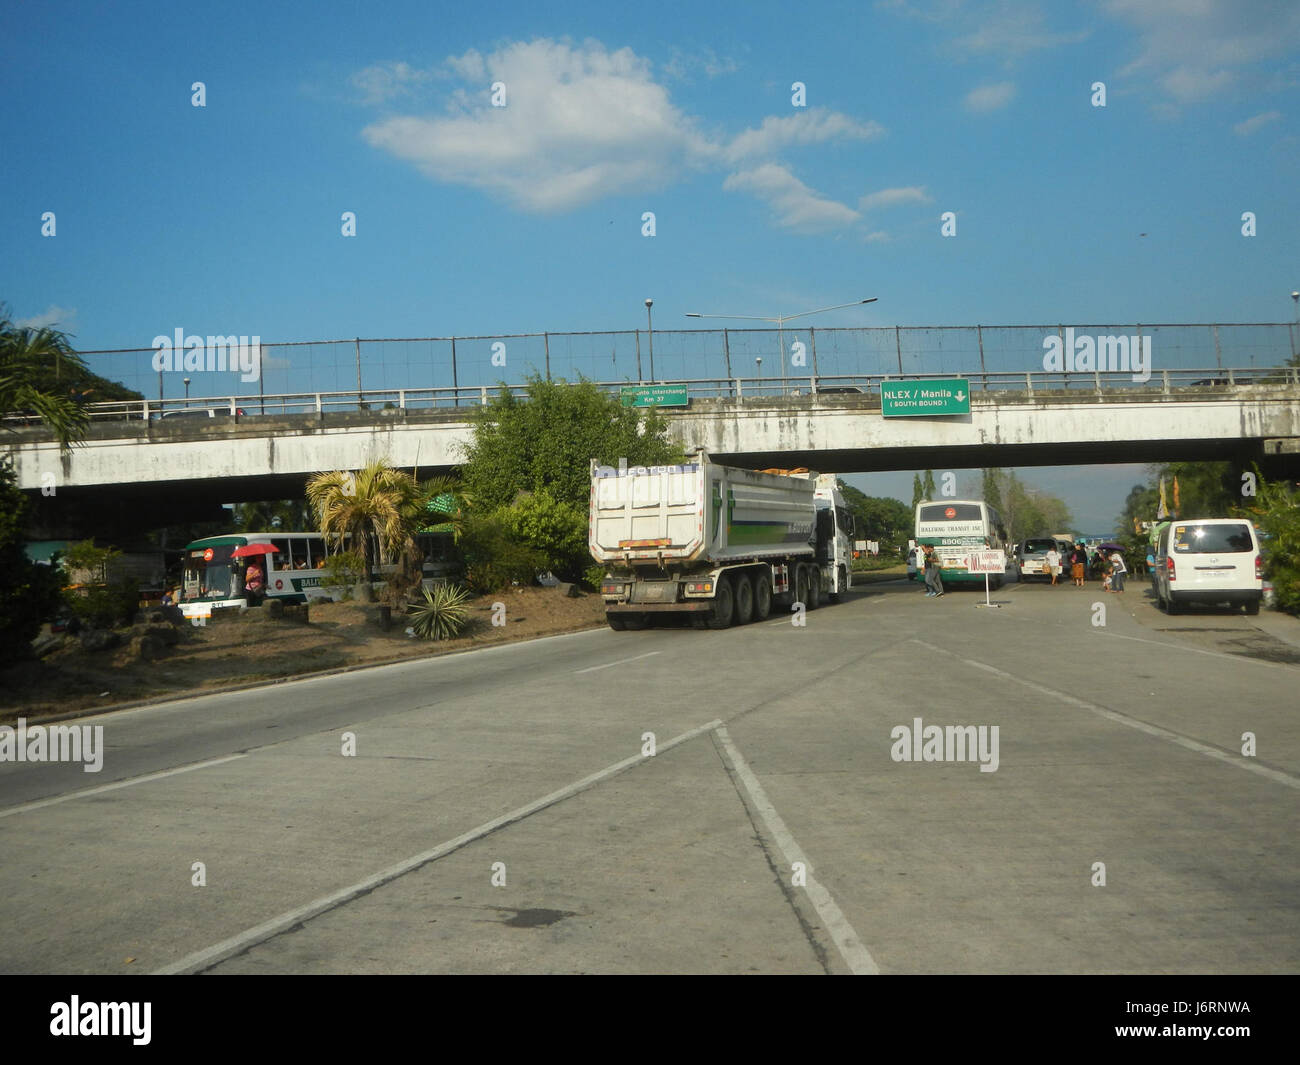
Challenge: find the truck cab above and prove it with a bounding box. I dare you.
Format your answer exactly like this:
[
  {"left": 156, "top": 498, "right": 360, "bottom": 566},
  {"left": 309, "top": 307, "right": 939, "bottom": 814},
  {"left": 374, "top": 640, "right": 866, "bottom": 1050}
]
[{"left": 812, "top": 474, "right": 854, "bottom": 601}]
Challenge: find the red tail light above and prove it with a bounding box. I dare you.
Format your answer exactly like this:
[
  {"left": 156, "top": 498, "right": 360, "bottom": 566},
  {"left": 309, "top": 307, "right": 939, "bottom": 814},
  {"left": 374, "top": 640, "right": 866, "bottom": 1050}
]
[
  {"left": 1166, "top": 556, "right": 1176, "bottom": 581},
  {"left": 1255, "top": 556, "right": 1262, "bottom": 579}
]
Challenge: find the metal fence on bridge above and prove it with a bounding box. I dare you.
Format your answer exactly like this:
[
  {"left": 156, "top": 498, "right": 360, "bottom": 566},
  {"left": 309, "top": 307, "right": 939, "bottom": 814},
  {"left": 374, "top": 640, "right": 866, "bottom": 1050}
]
[{"left": 74, "top": 323, "right": 1300, "bottom": 407}]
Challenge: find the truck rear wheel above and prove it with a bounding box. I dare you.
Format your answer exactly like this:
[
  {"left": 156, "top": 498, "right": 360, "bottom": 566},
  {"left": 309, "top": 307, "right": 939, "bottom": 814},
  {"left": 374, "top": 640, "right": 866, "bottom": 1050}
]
[
  {"left": 752, "top": 572, "right": 772, "bottom": 621},
  {"left": 804, "top": 566, "right": 820, "bottom": 610},
  {"left": 706, "top": 576, "right": 735, "bottom": 629},
  {"left": 606, "top": 613, "right": 627, "bottom": 631},
  {"left": 734, "top": 573, "right": 755, "bottom": 624},
  {"left": 623, "top": 612, "right": 650, "bottom": 629}
]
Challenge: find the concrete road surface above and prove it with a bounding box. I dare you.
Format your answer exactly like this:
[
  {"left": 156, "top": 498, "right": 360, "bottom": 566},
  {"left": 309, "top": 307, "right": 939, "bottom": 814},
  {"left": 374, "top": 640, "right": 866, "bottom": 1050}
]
[{"left": 1, "top": 574, "right": 1296, "bottom": 974}]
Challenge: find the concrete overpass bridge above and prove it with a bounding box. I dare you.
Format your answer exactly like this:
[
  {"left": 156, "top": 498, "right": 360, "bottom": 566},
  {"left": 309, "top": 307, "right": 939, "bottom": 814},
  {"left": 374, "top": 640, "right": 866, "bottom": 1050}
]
[{"left": 6, "top": 369, "right": 1299, "bottom": 537}]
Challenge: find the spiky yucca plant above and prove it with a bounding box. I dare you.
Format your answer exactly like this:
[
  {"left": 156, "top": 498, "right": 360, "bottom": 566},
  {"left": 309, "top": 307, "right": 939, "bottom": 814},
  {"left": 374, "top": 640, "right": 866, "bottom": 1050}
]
[{"left": 407, "top": 582, "right": 473, "bottom": 640}]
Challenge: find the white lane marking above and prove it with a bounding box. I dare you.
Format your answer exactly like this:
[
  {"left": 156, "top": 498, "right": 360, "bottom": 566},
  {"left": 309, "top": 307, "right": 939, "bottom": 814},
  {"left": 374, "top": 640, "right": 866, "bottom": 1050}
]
[
  {"left": 713, "top": 725, "right": 879, "bottom": 975},
  {"left": 574, "top": 651, "right": 660, "bottom": 674},
  {"left": 154, "top": 717, "right": 725, "bottom": 975},
  {"left": 0, "top": 754, "right": 248, "bottom": 820},
  {"left": 912, "top": 640, "right": 1300, "bottom": 791}
]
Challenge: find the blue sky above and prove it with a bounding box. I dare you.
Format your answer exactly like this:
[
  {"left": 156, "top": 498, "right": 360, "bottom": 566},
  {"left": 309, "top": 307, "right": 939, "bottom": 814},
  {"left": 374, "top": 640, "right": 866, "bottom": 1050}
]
[{"left": 3, "top": 0, "right": 1298, "bottom": 530}]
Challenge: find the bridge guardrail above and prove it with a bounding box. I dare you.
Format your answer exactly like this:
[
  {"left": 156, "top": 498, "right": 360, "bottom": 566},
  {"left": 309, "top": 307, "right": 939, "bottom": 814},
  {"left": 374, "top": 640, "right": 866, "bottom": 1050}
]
[{"left": 3, "top": 366, "right": 1298, "bottom": 430}]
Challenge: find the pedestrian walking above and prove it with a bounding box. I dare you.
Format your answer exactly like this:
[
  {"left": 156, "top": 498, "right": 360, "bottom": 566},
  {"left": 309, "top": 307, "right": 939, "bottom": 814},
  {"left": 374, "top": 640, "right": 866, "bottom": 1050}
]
[
  {"left": 1045, "top": 545, "right": 1061, "bottom": 585},
  {"left": 1109, "top": 549, "right": 1127, "bottom": 592},
  {"left": 923, "top": 545, "right": 945, "bottom": 597}
]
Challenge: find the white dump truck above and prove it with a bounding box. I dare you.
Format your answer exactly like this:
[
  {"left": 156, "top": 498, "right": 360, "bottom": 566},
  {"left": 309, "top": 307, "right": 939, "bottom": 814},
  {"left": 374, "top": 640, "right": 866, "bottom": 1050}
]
[{"left": 589, "top": 453, "right": 855, "bottom": 630}]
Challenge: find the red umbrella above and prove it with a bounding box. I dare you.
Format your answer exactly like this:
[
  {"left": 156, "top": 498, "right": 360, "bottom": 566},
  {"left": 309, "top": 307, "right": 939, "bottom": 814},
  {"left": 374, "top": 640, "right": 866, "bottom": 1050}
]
[{"left": 231, "top": 543, "right": 277, "bottom": 558}]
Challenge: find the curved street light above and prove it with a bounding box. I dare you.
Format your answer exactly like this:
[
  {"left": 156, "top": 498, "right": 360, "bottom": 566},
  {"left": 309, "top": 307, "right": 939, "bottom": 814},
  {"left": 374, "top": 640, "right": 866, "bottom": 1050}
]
[{"left": 685, "top": 298, "right": 878, "bottom": 392}]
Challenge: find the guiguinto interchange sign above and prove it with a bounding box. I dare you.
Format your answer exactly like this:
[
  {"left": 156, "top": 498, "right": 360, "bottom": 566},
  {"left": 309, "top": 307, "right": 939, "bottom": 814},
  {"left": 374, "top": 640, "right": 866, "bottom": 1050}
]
[{"left": 881, "top": 378, "right": 970, "bottom": 417}]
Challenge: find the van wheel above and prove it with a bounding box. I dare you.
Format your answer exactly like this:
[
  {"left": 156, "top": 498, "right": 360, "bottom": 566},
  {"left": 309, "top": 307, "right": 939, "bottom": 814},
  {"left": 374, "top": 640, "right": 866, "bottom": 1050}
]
[
  {"left": 1165, "top": 597, "right": 1180, "bottom": 616},
  {"left": 752, "top": 572, "right": 772, "bottom": 621},
  {"left": 706, "top": 576, "right": 735, "bottom": 629},
  {"left": 734, "top": 574, "right": 755, "bottom": 624},
  {"left": 1244, "top": 598, "right": 1261, "bottom": 616}
]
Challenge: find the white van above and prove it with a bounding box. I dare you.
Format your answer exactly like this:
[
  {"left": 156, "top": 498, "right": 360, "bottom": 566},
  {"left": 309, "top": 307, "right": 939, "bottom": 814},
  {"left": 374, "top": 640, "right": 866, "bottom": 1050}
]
[{"left": 1154, "top": 518, "right": 1263, "bottom": 615}]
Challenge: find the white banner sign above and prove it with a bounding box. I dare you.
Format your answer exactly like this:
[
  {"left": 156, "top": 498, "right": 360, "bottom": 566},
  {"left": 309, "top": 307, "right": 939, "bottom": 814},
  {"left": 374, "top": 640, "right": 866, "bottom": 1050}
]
[{"left": 966, "top": 550, "right": 1007, "bottom": 573}]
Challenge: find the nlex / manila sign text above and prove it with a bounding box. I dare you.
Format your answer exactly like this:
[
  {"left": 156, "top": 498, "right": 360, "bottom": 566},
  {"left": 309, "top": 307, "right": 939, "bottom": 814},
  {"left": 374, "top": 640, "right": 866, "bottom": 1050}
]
[{"left": 881, "top": 378, "right": 970, "bottom": 417}]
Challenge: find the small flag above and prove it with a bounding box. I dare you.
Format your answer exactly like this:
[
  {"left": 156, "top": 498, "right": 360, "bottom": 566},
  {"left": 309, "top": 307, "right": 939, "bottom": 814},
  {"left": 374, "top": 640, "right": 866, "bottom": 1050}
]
[
  {"left": 1157, "top": 477, "right": 1169, "bottom": 519},
  {"left": 1133, "top": 516, "right": 1141, "bottom": 535},
  {"left": 1173, "top": 476, "right": 1181, "bottom": 515}
]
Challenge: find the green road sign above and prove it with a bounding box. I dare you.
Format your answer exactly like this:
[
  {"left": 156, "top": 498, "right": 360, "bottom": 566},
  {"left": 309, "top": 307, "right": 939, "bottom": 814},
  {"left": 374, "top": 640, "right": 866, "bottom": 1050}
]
[
  {"left": 620, "top": 385, "right": 690, "bottom": 408},
  {"left": 880, "top": 378, "right": 970, "bottom": 417}
]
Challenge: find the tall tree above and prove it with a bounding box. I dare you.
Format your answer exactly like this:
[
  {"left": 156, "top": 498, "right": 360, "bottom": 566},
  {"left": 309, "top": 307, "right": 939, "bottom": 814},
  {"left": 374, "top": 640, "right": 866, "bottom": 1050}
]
[
  {"left": 460, "top": 374, "right": 684, "bottom": 513},
  {"left": 838, "top": 482, "right": 912, "bottom": 551},
  {"left": 911, "top": 473, "right": 923, "bottom": 509},
  {"left": 922, "top": 469, "right": 936, "bottom": 500},
  {"left": 981, "top": 468, "right": 1004, "bottom": 514}
]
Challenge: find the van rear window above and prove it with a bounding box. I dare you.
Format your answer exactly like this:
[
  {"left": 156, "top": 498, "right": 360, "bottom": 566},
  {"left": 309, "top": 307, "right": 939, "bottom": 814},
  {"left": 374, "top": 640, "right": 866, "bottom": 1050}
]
[
  {"left": 1021, "top": 539, "right": 1056, "bottom": 553},
  {"left": 1172, "top": 524, "right": 1254, "bottom": 553}
]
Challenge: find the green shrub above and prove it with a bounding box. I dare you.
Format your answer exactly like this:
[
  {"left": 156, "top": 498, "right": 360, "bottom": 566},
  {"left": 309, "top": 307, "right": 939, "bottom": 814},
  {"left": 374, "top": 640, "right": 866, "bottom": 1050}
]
[
  {"left": 495, "top": 488, "right": 590, "bottom": 582},
  {"left": 459, "top": 511, "right": 547, "bottom": 593},
  {"left": 407, "top": 582, "right": 473, "bottom": 640},
  {"left": 583, "top": 562, "right": 607, "bottom": 592},
  {"left": 58, "top": 540, "right": 138, "bottom": 630}
]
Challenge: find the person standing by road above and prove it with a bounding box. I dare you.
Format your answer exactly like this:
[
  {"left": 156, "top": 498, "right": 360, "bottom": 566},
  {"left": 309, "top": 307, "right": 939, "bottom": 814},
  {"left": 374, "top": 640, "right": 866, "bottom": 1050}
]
[
  {"left": 1109, "top": 549, "right": 1127, "bottom": 593},
  {"left": 1070, "top": 544, "right": 1087, "bottom": 587},
  {"left": 923, "top": 545, "right": 945, "bottom": 598},
  {"left": 1045, "top": 545, "right": 1061, "bottom": 586}
]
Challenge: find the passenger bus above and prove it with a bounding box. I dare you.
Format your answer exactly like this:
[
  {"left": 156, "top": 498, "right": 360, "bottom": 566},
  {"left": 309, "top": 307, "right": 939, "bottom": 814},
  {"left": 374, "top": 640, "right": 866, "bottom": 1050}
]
[
  {"left": 913, "top": 500, "right": 1009, "bottom": 588},
  {"left": 176, "top": 531, "right": 457, "bottom": 619}
]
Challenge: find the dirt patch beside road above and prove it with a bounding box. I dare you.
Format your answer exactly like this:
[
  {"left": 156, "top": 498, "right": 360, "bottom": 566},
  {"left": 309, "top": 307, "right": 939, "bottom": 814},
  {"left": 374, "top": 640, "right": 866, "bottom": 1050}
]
[{"left": 0, "top": 587, "right": 608, "bottom": 724}]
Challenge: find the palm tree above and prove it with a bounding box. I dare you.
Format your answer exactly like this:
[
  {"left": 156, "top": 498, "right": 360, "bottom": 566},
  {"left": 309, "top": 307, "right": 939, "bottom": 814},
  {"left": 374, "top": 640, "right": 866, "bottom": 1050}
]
[
  {"left": 0, "top": 307, "right": 91, "bottom": 450},
  {"left": 306, "top": 460, "right": 419, "bottom": 600}
]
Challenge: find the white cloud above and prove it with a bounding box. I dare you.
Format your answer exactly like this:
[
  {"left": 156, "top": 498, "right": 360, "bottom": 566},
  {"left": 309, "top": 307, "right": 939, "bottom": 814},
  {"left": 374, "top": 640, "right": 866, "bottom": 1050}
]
[
  {"left": 361, "top": 39, "right": 717, "bottom": 212},
  {"left": 725, "top": 109, "right": 884, "bottom": 161},
  {"left": 878, "top": 0, "right": 1088, "bottom": 58},
  {"left": 350, "top": 60, "right": 434, "bottom": 105},
  {"left": 662, "top": 46, "right": 739, "bottom": 81},
  {"left": 951, "top": 1, "right": 1089, "bottom": 57},
  {"left": 723, "top": 164, "right": 861, "bottom": 232},
  {"left": 358, "top": 38, "right": 884, "bottom": 227},
  {"left": 859, "top": 186, "right": 932, "bottom": 209},
  {"left": 1233, "top": 109, "right": 1282, "bottom": 136},
  {"left": 14, "top": 305, "right": 77, "bottom": 332},
  {"left": 964, "top": 82, "right": 1017, "bottom": 112},
  {"left": 1103, "top": 0, "right": 1300, "bottom": 104}
]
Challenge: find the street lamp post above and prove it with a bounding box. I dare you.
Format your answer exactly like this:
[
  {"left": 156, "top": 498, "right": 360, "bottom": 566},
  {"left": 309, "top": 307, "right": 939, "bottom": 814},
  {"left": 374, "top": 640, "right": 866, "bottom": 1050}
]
[
  {"left": 686, "top": 298, "right": 878, "bottom": 393},
  {"left": 645, "top": 298, "right": 655, "bottom": 383},
  {"left": 183, "top": 377, "right": 191, "bottom": 403}
]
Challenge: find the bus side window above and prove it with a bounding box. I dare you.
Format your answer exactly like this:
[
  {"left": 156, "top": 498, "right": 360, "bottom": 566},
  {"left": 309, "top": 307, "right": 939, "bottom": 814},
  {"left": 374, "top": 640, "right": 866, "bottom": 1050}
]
[{"left": 308, "top": 539, "right": 325, "bottom": 569}]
